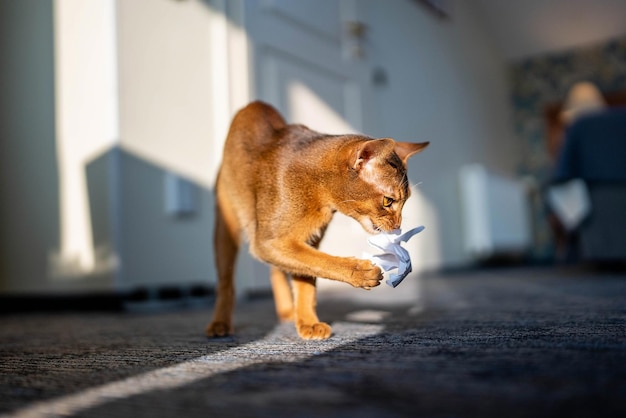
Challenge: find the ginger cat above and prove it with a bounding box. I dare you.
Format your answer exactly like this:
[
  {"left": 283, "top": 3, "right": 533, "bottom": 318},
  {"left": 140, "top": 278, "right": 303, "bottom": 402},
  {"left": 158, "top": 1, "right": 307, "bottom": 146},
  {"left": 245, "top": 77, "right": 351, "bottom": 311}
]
[{"left": 206, "top": 101, "right": 428, "bottom": 340}]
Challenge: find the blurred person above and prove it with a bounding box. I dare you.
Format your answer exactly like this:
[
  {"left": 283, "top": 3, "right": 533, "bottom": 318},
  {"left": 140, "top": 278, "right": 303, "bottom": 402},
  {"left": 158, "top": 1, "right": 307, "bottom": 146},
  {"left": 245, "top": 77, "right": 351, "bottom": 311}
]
[{"left": 548, "top": 81, "right": 626, "bottom": 267}]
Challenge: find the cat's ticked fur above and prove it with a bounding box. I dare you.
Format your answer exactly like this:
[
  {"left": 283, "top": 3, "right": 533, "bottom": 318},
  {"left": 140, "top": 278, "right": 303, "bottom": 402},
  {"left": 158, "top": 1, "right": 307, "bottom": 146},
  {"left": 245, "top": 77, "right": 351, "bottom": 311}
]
[{"left": 206, "top": 101, "right": 428, "bottom": 340}]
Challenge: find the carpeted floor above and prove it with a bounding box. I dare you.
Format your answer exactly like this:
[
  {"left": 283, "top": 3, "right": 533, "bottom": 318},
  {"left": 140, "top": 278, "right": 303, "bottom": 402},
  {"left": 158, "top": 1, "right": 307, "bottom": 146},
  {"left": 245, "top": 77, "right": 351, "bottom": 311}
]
[{"left": 1, "top": 267, "right": 625, "bottom": 417}]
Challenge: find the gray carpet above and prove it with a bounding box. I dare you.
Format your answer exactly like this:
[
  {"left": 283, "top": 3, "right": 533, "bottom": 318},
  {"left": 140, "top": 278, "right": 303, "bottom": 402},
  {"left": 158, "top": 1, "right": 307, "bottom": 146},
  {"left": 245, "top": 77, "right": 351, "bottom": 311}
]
[{"left": 1, "top": 267, "right": 625, "bottom": 417}]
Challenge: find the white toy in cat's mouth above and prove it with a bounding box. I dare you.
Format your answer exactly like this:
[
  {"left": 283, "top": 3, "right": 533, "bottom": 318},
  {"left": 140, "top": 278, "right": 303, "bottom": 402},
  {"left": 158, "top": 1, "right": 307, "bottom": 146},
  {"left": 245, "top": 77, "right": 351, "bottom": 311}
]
[{"left": 364, "top": 226, "right": 425, "bottom": 287}]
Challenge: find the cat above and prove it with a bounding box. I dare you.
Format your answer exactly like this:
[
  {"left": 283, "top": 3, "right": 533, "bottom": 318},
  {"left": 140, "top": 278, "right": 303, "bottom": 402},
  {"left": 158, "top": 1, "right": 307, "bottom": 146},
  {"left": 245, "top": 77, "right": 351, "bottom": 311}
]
[{"left": 206, "top": 101, "right": 428, "bottom": 340}]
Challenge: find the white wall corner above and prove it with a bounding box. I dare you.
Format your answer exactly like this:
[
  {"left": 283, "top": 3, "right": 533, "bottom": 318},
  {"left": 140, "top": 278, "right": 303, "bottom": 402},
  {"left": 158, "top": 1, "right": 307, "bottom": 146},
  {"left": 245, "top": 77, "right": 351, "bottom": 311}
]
[{"left": 52, "top": 0, "right": 120, "bottom": 285}]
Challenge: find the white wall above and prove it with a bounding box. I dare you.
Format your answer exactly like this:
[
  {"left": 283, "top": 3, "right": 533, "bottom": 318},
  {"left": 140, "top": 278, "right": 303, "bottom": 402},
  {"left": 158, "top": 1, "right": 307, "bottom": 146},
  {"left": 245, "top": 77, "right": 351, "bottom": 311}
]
[
  {"left": 52, "top": 0, "right": 120, "bottom": 286},
  {"left": 0, "top": 0, "right": 522, "bottom": 295},
  {"left": 364, "top": 0, "right": 521, "bottom": 269},
  {"left": 116, "top": 0, "right": 218, "bottom": 188},
  {"left": 0, "top": 0, "right": 224, "bottom": 294},
  {"left": 0, "top": 0, "right": 60, "bottom": 293},
  {"left": 113, "top": 0, "right": 224, "bottom": 288}
]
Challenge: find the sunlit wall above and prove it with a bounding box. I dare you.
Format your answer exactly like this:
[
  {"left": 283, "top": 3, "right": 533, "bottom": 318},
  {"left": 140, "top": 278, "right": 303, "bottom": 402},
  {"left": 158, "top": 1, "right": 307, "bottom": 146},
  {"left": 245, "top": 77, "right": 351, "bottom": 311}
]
[{"left": 1, "top": 0, "right": 522, "bottom": 296}]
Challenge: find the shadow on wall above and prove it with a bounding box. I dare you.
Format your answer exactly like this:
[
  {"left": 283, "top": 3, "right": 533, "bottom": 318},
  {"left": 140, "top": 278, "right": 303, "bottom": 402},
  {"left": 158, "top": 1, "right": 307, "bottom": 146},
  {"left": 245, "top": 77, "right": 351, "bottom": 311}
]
[
  {"left": 82, "top": 147, "right": 215, "bottom": 292},
  {"left": 0, "top": 0, "right": 59, "bottom": 294}
]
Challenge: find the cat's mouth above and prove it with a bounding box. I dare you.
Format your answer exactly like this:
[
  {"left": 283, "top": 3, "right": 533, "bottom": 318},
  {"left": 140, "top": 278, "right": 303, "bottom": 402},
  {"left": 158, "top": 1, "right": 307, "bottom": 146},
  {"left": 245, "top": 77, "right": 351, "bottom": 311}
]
[{"left": 359, "top": 217, "right": 383, "bottom": 235}]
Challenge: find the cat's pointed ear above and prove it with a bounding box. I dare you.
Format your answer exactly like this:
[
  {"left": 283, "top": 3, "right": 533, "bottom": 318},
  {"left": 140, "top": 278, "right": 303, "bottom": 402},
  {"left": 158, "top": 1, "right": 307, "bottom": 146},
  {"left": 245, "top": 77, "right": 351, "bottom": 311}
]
[
  {"left": 353, "top": 139, "right": 395, "bottom": 171},
  {"left": 394, "top": 141, "right": 429, "bottom": 164}
]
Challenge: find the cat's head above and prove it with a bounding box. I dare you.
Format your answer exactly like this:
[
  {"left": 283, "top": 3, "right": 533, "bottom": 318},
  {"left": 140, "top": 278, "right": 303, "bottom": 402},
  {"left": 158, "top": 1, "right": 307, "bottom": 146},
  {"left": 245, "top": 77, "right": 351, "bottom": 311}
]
[{"left": 336, "top": 138, "right": 429, "bottom": 234}]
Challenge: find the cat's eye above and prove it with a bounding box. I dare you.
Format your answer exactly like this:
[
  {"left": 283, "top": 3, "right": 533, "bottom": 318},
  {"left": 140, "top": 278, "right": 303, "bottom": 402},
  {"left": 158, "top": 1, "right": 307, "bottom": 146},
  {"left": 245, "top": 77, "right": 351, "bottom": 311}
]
[{"left": 382, "top": 196, "right": 394, "bottom": 208}]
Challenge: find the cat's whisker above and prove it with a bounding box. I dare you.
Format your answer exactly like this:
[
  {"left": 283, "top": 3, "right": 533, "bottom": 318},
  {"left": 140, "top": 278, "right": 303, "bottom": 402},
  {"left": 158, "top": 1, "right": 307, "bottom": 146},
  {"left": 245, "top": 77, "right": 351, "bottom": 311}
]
[{"left": 410, "top": 182, "right": 423, "bottom": 191}]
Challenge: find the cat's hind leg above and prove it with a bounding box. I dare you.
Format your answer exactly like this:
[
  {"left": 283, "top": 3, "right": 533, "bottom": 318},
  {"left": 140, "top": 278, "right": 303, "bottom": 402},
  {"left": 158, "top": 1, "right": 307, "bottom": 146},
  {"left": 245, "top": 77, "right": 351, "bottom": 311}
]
[
  {"left": 270, "top": 267, "right": 294, "bottom": 322},
  {"left": 206, "top": 196, "right": 240, "bottom": 338},
  {"left": 292, "top": 275, "right": 332, "bottom": 340}
]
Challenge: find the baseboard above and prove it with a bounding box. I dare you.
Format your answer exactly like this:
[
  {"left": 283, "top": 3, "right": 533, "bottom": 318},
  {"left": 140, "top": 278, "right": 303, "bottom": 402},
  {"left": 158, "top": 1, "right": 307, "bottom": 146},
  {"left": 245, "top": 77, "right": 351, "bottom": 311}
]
[{"left": 0, "top": 283, "right": 214, "bottom": 314}]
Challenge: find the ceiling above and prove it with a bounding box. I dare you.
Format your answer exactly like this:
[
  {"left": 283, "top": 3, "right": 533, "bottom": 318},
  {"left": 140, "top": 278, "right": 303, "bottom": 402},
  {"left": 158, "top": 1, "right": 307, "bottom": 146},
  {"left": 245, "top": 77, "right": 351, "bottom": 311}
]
[{"left": 472, "top": 0, "right": 626, "bottom": 61}]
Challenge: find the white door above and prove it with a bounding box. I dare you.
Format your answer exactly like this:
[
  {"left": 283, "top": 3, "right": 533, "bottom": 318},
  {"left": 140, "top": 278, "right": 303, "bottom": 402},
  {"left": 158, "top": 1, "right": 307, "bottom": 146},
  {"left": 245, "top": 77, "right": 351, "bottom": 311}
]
[
  {"left": 246, "top": 0, "right": 374, "bottom": 133},
  {"left": 238, "top": 0, "right": 377, "bottom": 293}
]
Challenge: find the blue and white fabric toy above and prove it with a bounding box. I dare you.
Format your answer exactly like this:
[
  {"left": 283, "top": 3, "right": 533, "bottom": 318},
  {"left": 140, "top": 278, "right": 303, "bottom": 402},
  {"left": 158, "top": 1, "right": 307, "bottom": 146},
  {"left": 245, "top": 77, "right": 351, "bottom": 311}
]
[{"left": 365, "top": 226, "right": 425, "bottom": 288}]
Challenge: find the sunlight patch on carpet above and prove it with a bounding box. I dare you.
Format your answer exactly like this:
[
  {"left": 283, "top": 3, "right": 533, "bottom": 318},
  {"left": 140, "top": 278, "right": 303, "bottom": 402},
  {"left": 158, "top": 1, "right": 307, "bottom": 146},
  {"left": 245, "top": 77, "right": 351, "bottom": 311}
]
[{"left": 6, "top": 322, "right": 383, "bottom": 418}]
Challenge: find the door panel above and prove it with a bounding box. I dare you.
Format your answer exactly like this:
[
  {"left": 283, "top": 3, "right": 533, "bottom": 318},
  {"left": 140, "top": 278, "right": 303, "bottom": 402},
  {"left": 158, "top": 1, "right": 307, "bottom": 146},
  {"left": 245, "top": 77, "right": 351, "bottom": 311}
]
[
  {"left": 261, "top": 47, "right": 354, "bottom": 133},
  {"left": 261, "top": 0, "right": 342, "bottom": 41},
  {"left": 241, "top": 0, "right": 373, "bottom": 292}
]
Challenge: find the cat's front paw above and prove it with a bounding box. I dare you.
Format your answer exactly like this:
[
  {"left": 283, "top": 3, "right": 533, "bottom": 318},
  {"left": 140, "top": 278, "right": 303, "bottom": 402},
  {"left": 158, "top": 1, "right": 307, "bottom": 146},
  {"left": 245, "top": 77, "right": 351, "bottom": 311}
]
[
  {"left": 296, "top": 321, "right": 332, "bottom": 340},
  {"left": 205, "top": 321, "right": 232, "bottom": 338},
  {"left": 348, "top": 259, "right": 383, "bottom": 289}
]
